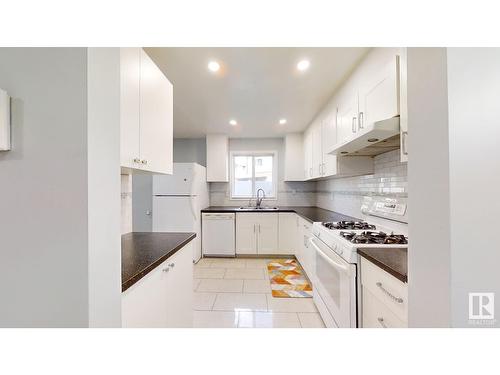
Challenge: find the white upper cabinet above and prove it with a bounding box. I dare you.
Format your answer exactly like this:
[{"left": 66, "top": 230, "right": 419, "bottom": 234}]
[
  {"left": 284, "top": 133, "right": 304, "bottom": 181},
  {"left": 139, "top": 49, "right": 173, "bottom": 174},
  {"left": 337, "top": 91, "right": 359, "bottom": 145},
  {"left": 303, "top": 129, "right": 313, "bottom": 180},
  {"left": 120, "top": 48, "right": 141, "bottom": 170},
  {"left": 206, "top": 134, "right": 229, "bottom": 182},
  {"left": 399, "top": 48, "right": 408, "bottom": 163},
  {"left": 296, "top": 48, "right": 406, "bottom": 180},
  {"left": 300, "top": 103, "right": 373, "bottom": 180},
  {"left": 311, "top": 121, "right": 323, "bottom": 178},
  {"left": 321, "top": 111, "right": 338, "bottom": 176},
  {"left": 120, "top": 48, "right": 173, "bottom": 174},
  {"left": 357, "top": 54, "right": 399, "bottom": 133}
]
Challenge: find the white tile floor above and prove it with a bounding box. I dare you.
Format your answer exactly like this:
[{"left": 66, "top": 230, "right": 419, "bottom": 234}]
[{"left": 193, "top": 257, "right": 326, "bottom": 328}]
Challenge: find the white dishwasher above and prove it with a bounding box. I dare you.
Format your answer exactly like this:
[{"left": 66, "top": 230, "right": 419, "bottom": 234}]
[{"left": 202, "top": 213, "right": 236, "bottom": 257}]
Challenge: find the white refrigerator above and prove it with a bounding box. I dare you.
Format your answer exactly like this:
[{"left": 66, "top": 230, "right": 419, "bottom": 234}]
[{"left": 152, "top": 163, "right": 209, "bottom": 263}]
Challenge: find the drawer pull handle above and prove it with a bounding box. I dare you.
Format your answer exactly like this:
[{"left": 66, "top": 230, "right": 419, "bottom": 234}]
[
  {"left": 376, "top": 282, "right": 404, "bottom": 304},
  {"left": 377, "top": 317, "right": 387, "bottom": 328},
  {"left": 168, "top": 263, "right": 175, "bottom": 268},
  {"left": 162, "top": 268, "right": 170, "bottom": 273}
]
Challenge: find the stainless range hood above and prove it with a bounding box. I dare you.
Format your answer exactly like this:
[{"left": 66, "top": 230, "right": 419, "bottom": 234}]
[{"left": 329, "top": 116, "right": 401, "bottom": 157}]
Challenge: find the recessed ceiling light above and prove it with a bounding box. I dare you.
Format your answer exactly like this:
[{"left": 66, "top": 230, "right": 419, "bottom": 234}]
[
  {"left": 229, "top": 119, "right": 237, "bottom": 126},
  {"left": 279, "top": 118, "right": 287, "bottom": 125},
  {"left": 297, "top": 59, "right": 310, "bottom": 71},
  {"left": 208, "top": 61, "right": 220, "bottom": 72}
]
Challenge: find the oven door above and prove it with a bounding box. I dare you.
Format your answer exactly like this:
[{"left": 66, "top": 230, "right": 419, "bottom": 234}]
[{"left": 309, "top": 236, "right": 357, "bottom": 328}]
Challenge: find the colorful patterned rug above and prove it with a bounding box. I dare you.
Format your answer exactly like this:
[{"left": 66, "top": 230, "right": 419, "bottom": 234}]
[{"left": 267, "top": 259, "right": 312, "bottom": 298}]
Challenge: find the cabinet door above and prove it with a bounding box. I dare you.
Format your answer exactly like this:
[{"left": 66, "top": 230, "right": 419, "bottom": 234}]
[
  {"left": 278, "top": 213, "right": 298, "bottom": 254},
  {"left": 399, "top": 49, "right": 408, "bottom": 163},
  {"left": 256, "top": 213, "right": 279, "bottom": 254},
  {"left": 122, "top": 259, "right": 168, "bottom": 328},
  {"left": 120, "top": 48, "right": 141, "bottom": 169},
  {"left": 303, "top": 129, "right": 313, "bottom": 180},
  {"left": 166, "top": 242, "right": 193, "bottom": 327},
  {"left": 312, "top": 122, "right": 323, "bottom": 178},
  {"left": 236, "top": 213, "right": 257, "bottom": 254},
  {"left": 296, "top": 218, "right": 312, "bottom": 277},
  {"left": 284, "top": 133, "right": 304, "bottom": 181},
  {"left": 300, "top": 220, "right": 314, "bottom": 280},
  {"left": 206, "top": 134, "right": 229, "bottom": 182},
  {"left": 139, "top": 49, "right": 173, "bottom": 174},
  {"left": 321, "top": 112, "right": 338, "bottom": 177},
  {"left": 358, "top": 54, "right": 399, "bottom": 133},
  {"left": 337, "top": 92, "right": 359, "bottom": 144}
]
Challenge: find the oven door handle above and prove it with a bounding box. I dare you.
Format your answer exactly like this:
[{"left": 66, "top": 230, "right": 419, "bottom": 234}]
[{"left": 309, "top": 237, "right": 351, "bottom": 275}]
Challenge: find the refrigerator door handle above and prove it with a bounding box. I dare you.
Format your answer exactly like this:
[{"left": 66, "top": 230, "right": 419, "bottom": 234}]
[
  {"left": 190, "top": 168, "right": 198, "bottom": 221},
  {"left": 190, "top": 196, "right": 198, "bottom": 221}
]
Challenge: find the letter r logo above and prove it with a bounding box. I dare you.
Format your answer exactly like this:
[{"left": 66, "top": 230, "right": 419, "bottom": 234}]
[{"left": 469, "top": 293, "right": 495, "bottom": 320}]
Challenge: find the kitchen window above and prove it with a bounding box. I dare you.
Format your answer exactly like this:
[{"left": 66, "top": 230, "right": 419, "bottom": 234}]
[{"left": 230, "top": 152, "right": 277, "bottom": 199}]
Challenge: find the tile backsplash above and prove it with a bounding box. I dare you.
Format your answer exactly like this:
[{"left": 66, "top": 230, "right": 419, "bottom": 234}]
[
  {"left": 121, "top": 174, "right": 133, "bottom": 234},
  {"left": 316, "top": 149, "right": 407, "bottom": 218},
  {"left": 209, "top": 149, "right": 407, "bottom": 215},
  {"left": 209, "top": 180, "right": 317, "bottom": 207}
]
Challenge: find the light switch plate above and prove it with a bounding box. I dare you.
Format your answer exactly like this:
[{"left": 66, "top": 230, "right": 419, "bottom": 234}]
[{"left": 0, "top": 88, "right": 11, "bottom": 151}]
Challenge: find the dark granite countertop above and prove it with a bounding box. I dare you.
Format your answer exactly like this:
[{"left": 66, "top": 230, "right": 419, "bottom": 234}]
[
  {"left": 358, "top": 247, "right": 408, "bottom": 283},
  {"left": 122, "top": 232, "right": 196, "bottom": 292},
  {"left": 201, "top": 206, "right": 358, "bottom": 223}
]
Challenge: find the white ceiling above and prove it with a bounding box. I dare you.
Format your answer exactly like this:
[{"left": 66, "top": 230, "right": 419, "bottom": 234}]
[{"left": 145, "top": 47, "right": 370, "bottom": 138}]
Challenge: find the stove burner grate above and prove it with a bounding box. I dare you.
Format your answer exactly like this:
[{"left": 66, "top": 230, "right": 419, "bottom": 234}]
[
  {"left": 339, "top": 231, "right": 408, "bottom": 245},
  {"left": 322, "top": 221, "right": 376, "bottom": 230}
]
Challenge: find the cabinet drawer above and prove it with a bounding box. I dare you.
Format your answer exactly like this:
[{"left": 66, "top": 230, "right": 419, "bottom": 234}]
[
  {"left": 362, "top": 288, "right": 407, "bottom": 328},
  {"left": 361, "top": 257, "right": 407, "bottom": 322},
  {"left": 298, "top": 217, "right": 312, "bottom": 232}
]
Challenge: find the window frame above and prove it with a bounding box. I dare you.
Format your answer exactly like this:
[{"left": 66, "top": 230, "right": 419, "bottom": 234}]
[{"left": 229, "top": 150, "right": 278, "bottom": 200}]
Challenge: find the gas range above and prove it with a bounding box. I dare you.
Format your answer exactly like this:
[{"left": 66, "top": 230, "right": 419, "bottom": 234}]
[
  {"left": 310, "top": 197, "right": 408, "bottom": 328},
  {"left": 311, "top": 198, "right": 408, "bottom": 264}
]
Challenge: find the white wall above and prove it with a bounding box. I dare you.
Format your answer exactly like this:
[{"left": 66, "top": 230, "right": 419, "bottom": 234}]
[
  {"left": 87, "top": 48, "right": 122, "bottom": 327},
  {"left": 407, "top": 48, "right": 451, "bottom": 327},
  {"left": 0, "top": 48, "right": 89, "bottom": 327},
  {"left": 447, "top": 48, "right": 500, "bottom": 327},
  {"left": 209, "top": 138, "right": 316, "bottom": 206},
  {"left": 0, "top": 48, "right": 121, "bottom": 327},
  {"left": 132, "top": 173, "right": 153, "bottom": 232},
  {"left": 173, "top": 138, "right": 206, "bottom": 166}
]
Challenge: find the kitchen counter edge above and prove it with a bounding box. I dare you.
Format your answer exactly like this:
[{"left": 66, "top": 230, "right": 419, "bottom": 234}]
[
  {"left": 122, "top": 232, "right": 196, "bottom": 292},
  {"left": 200, "top": 206, "right": 358, "bottom": 223},
  {"left": 358, "top": 247, "right": 408, "bottom": 283}
]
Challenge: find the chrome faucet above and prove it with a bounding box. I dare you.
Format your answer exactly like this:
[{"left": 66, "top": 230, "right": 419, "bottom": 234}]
[{"left": 256, "top": 188, "right": 265, "bottom": 208}]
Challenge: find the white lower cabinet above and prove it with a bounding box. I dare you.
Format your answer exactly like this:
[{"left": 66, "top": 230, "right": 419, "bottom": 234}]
[
  {"left": 122, "top": 242, "right": 193, "bottom": 328},
  {"left": 278, "top": 213, "right": 299, "bottom": 254},
  {"left": 360, "top": 257, "right": 408, "bottom": 328},
  {"left": 236, "top": 213, "right": 278, "bottom": 255},
  {"left": 296, "top": 217, "right": 315, "bottom": 282},
  {"left": 236, "top": 213, "right": 258, "bottom": 255},
  {"left": 257, "top": 213, "right": 279, "bottom": 254}
]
